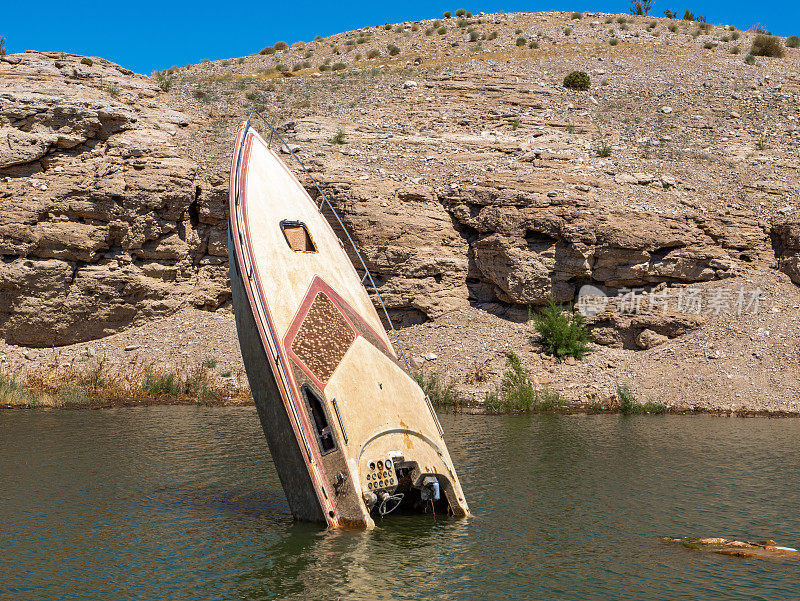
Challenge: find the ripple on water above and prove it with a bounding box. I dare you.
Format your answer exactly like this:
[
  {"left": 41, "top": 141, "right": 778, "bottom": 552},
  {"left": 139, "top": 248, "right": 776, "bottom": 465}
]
[{"left": 1, "top": 408, "right": 799, "bottom": 600}]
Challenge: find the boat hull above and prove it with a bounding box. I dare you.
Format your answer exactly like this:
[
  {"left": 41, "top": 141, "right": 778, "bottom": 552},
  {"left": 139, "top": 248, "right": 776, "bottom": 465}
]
[{"left": 228, "top": 122, "right": 468, "bottom": 528}]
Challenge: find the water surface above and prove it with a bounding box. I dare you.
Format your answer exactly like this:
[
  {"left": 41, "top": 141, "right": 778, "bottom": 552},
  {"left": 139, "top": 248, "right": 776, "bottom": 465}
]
[{"left": 1, "top": 408, "right": 798, "bottom": 600}]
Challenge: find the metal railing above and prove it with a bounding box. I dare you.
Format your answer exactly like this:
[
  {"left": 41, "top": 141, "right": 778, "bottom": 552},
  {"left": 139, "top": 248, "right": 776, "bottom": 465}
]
[{"left": 239, "top": 110, "right": 413, "bottom": 376}]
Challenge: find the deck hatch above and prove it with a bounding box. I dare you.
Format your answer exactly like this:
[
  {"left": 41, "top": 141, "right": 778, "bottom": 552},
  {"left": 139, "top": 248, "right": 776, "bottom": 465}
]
[{"left": 280, "top": 220, "right": 317, "bottom": 253}]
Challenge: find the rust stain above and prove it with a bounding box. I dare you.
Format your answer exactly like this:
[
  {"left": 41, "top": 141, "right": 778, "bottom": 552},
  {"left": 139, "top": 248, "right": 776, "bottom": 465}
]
[{"left": 399, "top": 418, "right": 414, "bottom": 449}]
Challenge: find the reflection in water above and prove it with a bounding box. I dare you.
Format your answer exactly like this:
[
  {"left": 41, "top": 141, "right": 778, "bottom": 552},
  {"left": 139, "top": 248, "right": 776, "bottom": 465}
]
[{"left": 1, "top": 407, "right": 799, "bottom": 600}]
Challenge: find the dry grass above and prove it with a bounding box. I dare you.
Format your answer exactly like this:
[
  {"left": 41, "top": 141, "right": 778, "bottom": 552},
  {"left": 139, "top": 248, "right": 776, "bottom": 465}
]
[{"left": 0, "top": 360, "right": 251, "bottom": 408}]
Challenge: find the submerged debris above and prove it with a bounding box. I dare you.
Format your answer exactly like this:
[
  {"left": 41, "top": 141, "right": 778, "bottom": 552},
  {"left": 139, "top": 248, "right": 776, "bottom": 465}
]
[{"left": 661, "top": 537, "right": 800, "bottom": 560}]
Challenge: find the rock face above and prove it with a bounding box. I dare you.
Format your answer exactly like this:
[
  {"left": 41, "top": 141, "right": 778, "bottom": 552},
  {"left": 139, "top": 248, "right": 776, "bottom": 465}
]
[
  {"left": 772, "top": 220, "right": 800, "bottom": 285},
  {"left": 0, "top": 52, "right": 229, "bottom": 346}
]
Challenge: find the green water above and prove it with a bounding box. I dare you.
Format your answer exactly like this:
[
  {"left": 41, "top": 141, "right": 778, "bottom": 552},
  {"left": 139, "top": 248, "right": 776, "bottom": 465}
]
[{"left": 1, "top": 407, "right": 798, "bottom": 600}]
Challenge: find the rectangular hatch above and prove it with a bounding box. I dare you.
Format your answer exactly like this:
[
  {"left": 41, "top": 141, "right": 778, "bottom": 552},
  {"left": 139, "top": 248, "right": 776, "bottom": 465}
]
[{"left": 280, "top": 220, "right": 317, "bottom": 253}]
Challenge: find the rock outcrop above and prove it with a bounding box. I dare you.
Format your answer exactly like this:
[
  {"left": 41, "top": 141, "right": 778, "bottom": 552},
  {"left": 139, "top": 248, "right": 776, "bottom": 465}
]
[{"left": 0, "top": 52, "right": 229, "bottom": 346}]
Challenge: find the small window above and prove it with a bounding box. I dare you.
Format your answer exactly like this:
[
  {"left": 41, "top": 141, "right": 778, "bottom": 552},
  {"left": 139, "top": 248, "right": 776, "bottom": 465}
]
[
  {"left": 280, "top": 220, "right": 317, "bottom": 253},
  {"left": 302, "top": 385, "right": 336, "bottom": 454}
]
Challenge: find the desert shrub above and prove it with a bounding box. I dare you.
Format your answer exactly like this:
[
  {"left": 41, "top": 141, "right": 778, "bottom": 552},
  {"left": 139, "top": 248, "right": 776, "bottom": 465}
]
[
  {"left": 354, "top": 53, "right": 362, "bottom": 61},
  {"left": 596, "top": 139, "right": 612, "bottom": 156},
  {"left": 787, "top": 36, "right": 800, "bottom": 49},
  {"left": 437, "top": 26, "right": 447, "bottom": 35},
  {"left": 444, "top": 11, "right": 452, "bottom": 17},
  {"left": 106, "top": 83, "right": 120, "bottom": 97},
  {"left": 532, "top": 299, "right": 593, "bottom": 360},
  {"left": 683, "top": 10, "right": 695, "bottom": 20},
  {"left": 668, "top": 23, "right": 677, "bottom": 32},
  {"left": 345, "top": 39, "right": 355, "bottom": 46},
  {"left": 516, "top": 37, "right": 526, "bottom": 46},
  {"left": 314, "top": 35, "right": 323, "bottom": 41},
  {"left": 0, "top": 373, "right": 31, "bottom": 406},
  {"left": 457, "top": 18, "right": 468, "bottom": 27},
  {"left": 620, "top": 23, "right": 629, "bottom": 30},
  {"left": 484, "top": 352, "right": 566, "bottom": 413},
  {"left": 729, "top": 46, "right": 741, "bottom": 54},
  {"left": 331, "top": 127, "right": 347, "bottom": 144},
  {"left": 331, "top": 62, "right": 346, "bottom": 71},
  {"left": 529, "top": 41, "right": 539, "bottom": 49},
  {"left": 609, "top": 37, "right": 620, "bottom": 45},
  {"left": 616, "top": 16, "right": 627, "bottom": 24},
  {"left": 571, "top": 12, "right": 583, "bottom": 19},
  {"left": 563, "top": 70, "right": 590, "bottom": 89},
  {"left": 744, "top": 53, "right": 756, "bottom": 64},
  {"left": 664, "top": 9, "right": 677, "bottom": 18},
  {"left": 703, "top": 41, "right": 714, "bottom": 49},
  {"left": 750, "top": 34, "right": 784, "bottom": 57},
  {"left": 393, "top": 26, "right": 403, "bottom": 33},
  {"left": 411, "top": 24, "right": 419, "bottom": 31},
  {"left": 630, "top": 0, "right": 654, "bottom": 15},
  {"left": 274, "top": 41, "right": 288, "bottom": 50},
  {"left": 152, "top": 70, "right": 175, "bottom": 91},
  {"left": 319, "top": 64, "right": 331, "bottom": 71},
  {"left": 617, "top": 384, "right": 666, "bottom": 414},
  {"left": 470, "top": 31, "right": 479, "bottom": 42},
  {"left": 0, "top": 36, "right": 6, "bottom": 57},
  {"left": 291, "top": 63, "right": 302, "bottom": 71},
  {"left": 414, "top": 371, "right": 463, "bottom": 409},
  {"left": 387, "top": 43, "right": 400, "bottom": 55},
  {"left": 456, "top": 8, "right": 466, "bottom": 16},
  {"left": 356, "top": 37, "right": 366, "bottom": 44},
  {"left": 563, "top": 27, "right": 572, "bottom": 35},
  {"left": 384, "top": 23, "right": 392, "bottom": 30},
  {"left": 487, "top": 31, "right": 498, "bottom": 40},
  {"left": 276, "top": 63, "right": 289, "bottom": 72},
  {"left": 433, "top": 19, "right": 442, "bottom": 27},
  {"left": 367, "top": 49, "right": 381, "bottom": 58},
  {"left": 80, "top": 57, "right": 93, "bottom": 66},
  {"left": 515, "top": 28, "right": 522, "bottom": 34},
  {"left": 425, "top": 28, "right": 434, "bottom": 36},
  {"left": 260, "top": 46, "right": 275, "bottom": 55},
  {"left": 731, "top": 31, "right": 740, "bottom": 40}
]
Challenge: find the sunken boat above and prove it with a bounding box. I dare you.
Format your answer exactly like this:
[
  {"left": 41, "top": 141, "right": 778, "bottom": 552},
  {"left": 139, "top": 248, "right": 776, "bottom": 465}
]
[{"left": 228, "top": 118, "right": 469, "bottom": 528}]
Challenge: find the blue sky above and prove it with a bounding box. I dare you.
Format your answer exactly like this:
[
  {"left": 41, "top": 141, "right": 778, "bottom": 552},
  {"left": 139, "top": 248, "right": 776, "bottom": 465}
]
[{"left": 2, "top": 1, "right": 798, "bottom": 74}]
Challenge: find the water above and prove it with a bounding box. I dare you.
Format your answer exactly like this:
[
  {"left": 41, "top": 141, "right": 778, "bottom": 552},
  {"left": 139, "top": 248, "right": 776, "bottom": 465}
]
[{"left": 1, "top": 408, "right": 799, "bottom": 600}]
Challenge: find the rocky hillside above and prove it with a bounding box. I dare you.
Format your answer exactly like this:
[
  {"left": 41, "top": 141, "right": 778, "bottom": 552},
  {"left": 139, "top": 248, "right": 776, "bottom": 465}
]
[
  {"left": 0, "top": 51, "right": 229, "bottom": 346},
  {"left": 1, "top": 11, "right": 799, "bottom": 410}
]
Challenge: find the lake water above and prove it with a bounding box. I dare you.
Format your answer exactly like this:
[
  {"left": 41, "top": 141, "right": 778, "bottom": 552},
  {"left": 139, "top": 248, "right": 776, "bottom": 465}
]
[{"left": 1, "top": 407, "right": 799, "bottom": 600}]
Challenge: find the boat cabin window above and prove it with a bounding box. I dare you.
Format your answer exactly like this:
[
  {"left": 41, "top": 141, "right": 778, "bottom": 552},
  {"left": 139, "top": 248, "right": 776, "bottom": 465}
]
[
  {"left": 302, "top": 385, "right": 336, "bottom": 454},
  {"left": 280, "top": 220, "right": 317, "bottom": 253}
]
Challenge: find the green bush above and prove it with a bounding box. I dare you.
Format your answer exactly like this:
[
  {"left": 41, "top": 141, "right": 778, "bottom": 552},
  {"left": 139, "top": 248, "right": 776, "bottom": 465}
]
[
  {"left": 787, "top": 36, "right": 800, "bottom": 49},
  {"left": 319, "top": 64, "right": 331, "bottom": 71},
  {"left": 80, "top": 57, "right": 93, "bottom": 66},
  {"left": 414, "top": 371, "right": 463, "bottom": 409},
  {"left": 731, "top": 31, "right": 740, "bottom": 40},
  {"left": 729, "top": 46, "right": 741, "bottom": 54},
  {"left": 152, "top": 70, "right": 175, "bottom": 92},
  {"left": 437, "top": 26, "right": 447, "bottom": 35},
  {"left": 682, "top": 10, "right": 694, "bottom": 20},
  {"left": 487, "top": 31, "right": 498, "bottom": 40},
  {"left": 457, "top": 18, "right": 468, "bottom": 27},
  {"left": 260, "top": 46, "right": 275, "bottom": 55},
  {"left": 470, "top": 31, "right": 479, "bottom": 42},
  {"left": 484, "top": 352, "right": 566, "bottom": 413},
  {"left": 276, "top": 63, "right": 289, "bottom": 72},
  {"left": 617, "top": 384, "right": 666, "bottom": 414},
  {"left": 331, "top": 62, "right": 346, "bottom": 71},
  {"left": 387, "top": 44, "right": 400, "bottom": 56},
  {"left": 750, "top": 34, "right": 784, "bottom": 57},
  {"left": 529, "top": 41, "right": 539, "bottom": 49},
  {"left": 668, "top": 23, "right": 677, "bottom": 32},
  {"left": 331, "top": 127, "right": 347, "bottom": 144},
  {"left": 563, "top": 27, "right": 572, "bottom": 35},
  {"left": 532, "top": 299, "right": 593, "bottom": 360},
  {"left": 571, "top": 12, "right": 583, "bottom": 19},
  {"left": 444, "top": 11, "right": 452, "bottom": 17},
  {"left": 516, "top": 37, "right": 526, "bottom": 46},
  {"left": 703, "top": 41, "right": 714, "bottom": 49},
  {"left": 274, "top": 41, "right": 288, "bottom": 50},
  {"left": 456, "top": 8, "right": 466, "bottom": 16},
  {"left": 744, "top": 53, "right": 756, "bottom": 64},
  {"left": 0, "top": 36, "right": 6, "bottom": 57},
  {"left": 367, "top": 49, "right": 380, "bottom": 58},
  {"left": 384, "top": 23, "right": 392, "bottom": 30},
  {"left": 609, "top": 37, "right": 620, "bottom": 46},
  {"left": 563, "top": 70, "right": 591, "bottom": 90}
]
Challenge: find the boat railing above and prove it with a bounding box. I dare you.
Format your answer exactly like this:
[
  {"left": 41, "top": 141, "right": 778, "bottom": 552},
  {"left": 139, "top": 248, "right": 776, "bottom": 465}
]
[{"left": 239, "top": 110, "right": 413, "bottom": 376}]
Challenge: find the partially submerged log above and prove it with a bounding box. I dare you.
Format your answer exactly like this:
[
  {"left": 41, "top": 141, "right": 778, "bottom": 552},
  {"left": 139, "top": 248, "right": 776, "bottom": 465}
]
[{"left": 661, "top": 537, "right": 800, "bottom": 560}]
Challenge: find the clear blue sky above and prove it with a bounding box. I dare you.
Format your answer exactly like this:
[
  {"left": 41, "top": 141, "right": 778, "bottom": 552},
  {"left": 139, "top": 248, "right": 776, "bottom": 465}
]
[{"left": 2, "top": 1, "right": 798, "bottom": 74}]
